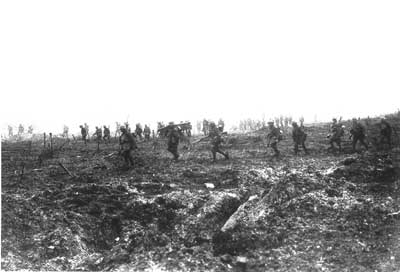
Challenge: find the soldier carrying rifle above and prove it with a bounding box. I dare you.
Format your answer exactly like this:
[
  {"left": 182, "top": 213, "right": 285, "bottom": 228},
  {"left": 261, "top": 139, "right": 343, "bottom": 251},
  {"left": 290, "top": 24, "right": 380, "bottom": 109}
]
[
  {"left": 194, "top": 122, "right": 229, "bottom": 162},
  {"left": 349, "top": 118, "right": 368, "bottom": 152},
  {"left": 119, "top": 126, "right": 137, "bottom": 167},
  {"left": 327, "top": 118, "right": 344, "bottom": 152},
  {"left": 266, "top": 121, "right": 282, "bottom": 157}
]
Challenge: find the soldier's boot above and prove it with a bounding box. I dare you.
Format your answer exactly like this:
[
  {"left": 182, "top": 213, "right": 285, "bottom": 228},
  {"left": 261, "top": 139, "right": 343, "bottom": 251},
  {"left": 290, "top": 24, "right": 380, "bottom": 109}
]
[{"left": 302, "top": 143, "right": 309, "bottom": 154}]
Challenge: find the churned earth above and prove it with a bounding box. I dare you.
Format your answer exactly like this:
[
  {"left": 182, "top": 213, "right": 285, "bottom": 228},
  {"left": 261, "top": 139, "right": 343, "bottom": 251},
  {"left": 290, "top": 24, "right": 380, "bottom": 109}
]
[{"left": 2, "top": 116, "right": 400, "bottom": 271}]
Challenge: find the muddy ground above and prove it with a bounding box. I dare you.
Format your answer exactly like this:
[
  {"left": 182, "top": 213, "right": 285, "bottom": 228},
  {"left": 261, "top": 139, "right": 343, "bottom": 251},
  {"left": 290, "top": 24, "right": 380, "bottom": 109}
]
[{"left": 2, "top": 118, "right": 400, "bottom": 271}]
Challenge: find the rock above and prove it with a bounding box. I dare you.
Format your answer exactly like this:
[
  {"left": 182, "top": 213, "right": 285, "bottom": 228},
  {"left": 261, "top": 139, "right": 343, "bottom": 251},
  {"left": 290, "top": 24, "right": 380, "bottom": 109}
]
[
  {"left": 325, "top": 188, "right": 342, "bottom": 198},
  {"left": 221, "top": 195, "right": 259, "bottom": 232},
  {"left": 205, "top": 183, "right": 215, "bottom": 189},
  {"left": 220, "top": 253, "right": 233, "bottom": 263},
  {"left": 342, "top": 157, "right": 357, "bottom": 166}
]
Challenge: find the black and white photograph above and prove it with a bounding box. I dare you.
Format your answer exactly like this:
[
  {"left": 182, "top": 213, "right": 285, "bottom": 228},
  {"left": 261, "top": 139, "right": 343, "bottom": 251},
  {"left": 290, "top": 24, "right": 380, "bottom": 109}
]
[{"left": 1, "top": 1, "right": 400, "bottom": 271}]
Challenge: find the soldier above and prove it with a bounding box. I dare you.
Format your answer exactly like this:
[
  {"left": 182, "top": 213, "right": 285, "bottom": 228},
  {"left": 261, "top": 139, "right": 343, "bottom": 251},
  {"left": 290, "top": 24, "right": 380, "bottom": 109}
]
[
  {"left": 18, "top": 124, "right": 24, "bottom": 135},
  {"left": 299, "top": 116, "right": 305, "bottom": 128},
  {"left": 8, "top": 125, "right": 13, "bottom": 138},
  {"left": 284, "top": 117, "right": 289, "bottom": 129},
  {"left": 209, "top": 122, "right": 229, "bottom": 162},
  {"left": 274, "top": 117, "right": 280, "bottom": 128},
  {"left": 292, "top": 122, "right": 308, "bottom": 155},
  {"left": 84, "top": 123, "right": 89, "bottom": 136},
  {"left": 80, "top": 125, "right": 87, "bottom": 145},
  {"left": 202, "top": 119, "right": 209, "bottom": 136},
  {"left": 144, "top": 125, "right": 151, "bottom": 141},
  {"left": 279, "top": 116, "right": 284, "bottom": 128},
  {"left": 119, "top": 126, "right": 137, "bottom": 167},
  {"left": 28, "top": 125, "right": 34, "bottom": 134},
  {"left": 218, "top": 119, "right": 225, "bottom": 132},
  {"left": 93, "top": 126, "right": 102, "bottom": 151},
  {"left": 103, "top": 126, "right": 111, "bottom": 143},
  {"left": 63, "top": 125, "right": 69, "bottom": 138},
  {"left": 166, "top": 122, "right": 181, "bottom": 161},
  {"left": 266, "top": 121, "right": 282, "bottom": 157},
  {"left": 135, "top": 124, "right": 143, "bottom": 140},
  {"left": 328, "top": 118, "right": 344, "bottom": 152},
  {"left": 380, "top": 119, "right": 393, "bottom": 149},
  {"left": 349, "top": 118, "right": 368, "bottom": 152},
  {"left": 124, "top": 122, "right": 131, "bottom": 133}
]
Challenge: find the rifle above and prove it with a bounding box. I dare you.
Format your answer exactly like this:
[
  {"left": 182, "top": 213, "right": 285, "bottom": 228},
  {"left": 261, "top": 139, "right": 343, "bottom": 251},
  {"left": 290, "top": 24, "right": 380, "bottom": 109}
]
[{"left": 192, "top": 132, "right": 228, "bottom": 145}]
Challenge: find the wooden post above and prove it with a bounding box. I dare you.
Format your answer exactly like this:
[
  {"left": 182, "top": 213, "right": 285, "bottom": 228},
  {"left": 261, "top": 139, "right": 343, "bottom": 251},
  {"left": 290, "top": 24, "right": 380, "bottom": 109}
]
[
  {"left": 49, "top": 133, "right": 53, "bottom": 153},
  {"left": 43, "top": 133, "right": 46, "bottom": 148}
]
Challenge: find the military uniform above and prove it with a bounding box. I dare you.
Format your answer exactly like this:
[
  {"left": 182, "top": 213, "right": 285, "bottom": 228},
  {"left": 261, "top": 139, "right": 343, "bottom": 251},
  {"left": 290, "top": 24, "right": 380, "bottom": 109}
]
[
  {"left": 144, "top": 125, "right": 151, "bottom": 141},
  {"left": 120, "top": 127, "right": 137, "bottom": 167},
  {"left": 135, "top": 124, "right": 143, "bottom": 140},
  {"left": 380, "top": 120, "right": 392, "bottom": 149},
  {"left": 94, "top": 127, "right": 102, "bottom": 143},
  {"left": 267, "top": 123, "right": 282, "bottom": 156},
  {"left": 166, "top": 125, "right": 180, "bottom": 160},
  {"left": 350, "top": 120, "right": 368, "bottom": 151},
  {"left": 80, "top": 126, "right": 87, "bottom": 144},
  {"left": 103, "top": 126, "right": 111, "bottom": 143},
  {"left": 328, "top": 119, "right": 344, "bottom": 152},
  {"left": 292, "top": 122, "right": 308, "bottom": 154},
  {"left": 209, "top": 124, "right": 229, "bottom": 161}
]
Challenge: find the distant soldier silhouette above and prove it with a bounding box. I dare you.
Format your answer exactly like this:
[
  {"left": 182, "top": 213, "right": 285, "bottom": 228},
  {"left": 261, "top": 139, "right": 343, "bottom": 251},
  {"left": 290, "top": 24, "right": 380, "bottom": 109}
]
[
  {"left": 202, "top": 119, "right": 209, "bottom": 136},
  {"left": 166, "top": 122, "right": 181, "bottom": 161},
  {"left": 18, "top": 124, "right": 24, "bottom": 135},
  {"left": 209, "top": 122, "right": 229, "bottom": 162},
  {"left": 299, "top": 116, "right": 305, "bottom": 128},
  {"left": 93, "top": 126, "right": 102, "bottom": 151},
  {"left": 274, "top": 117, "right": 280, "bottom": 128},
  {"left": 84, "top": 123, "right": 89, "bottom": 138},
  {"left": 8, "top": 125, "right": 13, "bottom": 138},
  {"left": 328, "top": 118, "right": 344, "bottom": 152},
  {"left": 143, "top": 125, "right": 151, "bottom": 141},
  {"left": 63, "top": 125, "right": 69, "bottom": 138},
  {"left": 349, "top": 118, "right": 368, "bottom": 152},
  {"left": 380, "top": 119, "right": 393, "bottom": 149},
  {"left": 267, "top": 121, "right": 282, "bottom": 157},
  {"left": 80, "top": 125, "right": 88, "bottom": 145},
  {"left": 119, "top": 127, "right": 137, "bottom": 167},
  {"left": 28, "top": 125, "right": 34, "bottom": 134},
  {"left": 218, "top": 119, "right": 225, "bottom": 132},
  {"left": 292, "top": 122, "right": 308, "bottom": 155},
  {"left": 135, "top": 124, "right": 143, "bottom": 140},
  {"left": 103, "top": 126, "right": 111, "bottom": 143}
]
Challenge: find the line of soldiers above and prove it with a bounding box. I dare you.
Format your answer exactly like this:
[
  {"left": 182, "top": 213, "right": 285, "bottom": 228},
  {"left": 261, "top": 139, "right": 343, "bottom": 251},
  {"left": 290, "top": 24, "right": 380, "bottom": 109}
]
[
  {"left": 266, "top": 117, "right": 394, "bottom": 157},
  {"left": 327, "top": 118, "right": 394, "bottom": 152},
  {"left": 79, "top": 125, "right": 111, "bottom": 145},
  {"left": 78, "top": 117, "right": 395, "bottom": 168}
]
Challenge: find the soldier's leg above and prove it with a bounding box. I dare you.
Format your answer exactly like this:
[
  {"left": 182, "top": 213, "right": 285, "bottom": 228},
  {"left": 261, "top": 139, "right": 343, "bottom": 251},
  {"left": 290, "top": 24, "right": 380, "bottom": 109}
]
[
  {"left": 352, "top": 137, "right": 358, "bottom": 152},
  {"left": 211, "top": 150, "right": 217, "bottom": 161},
  {"left": 128, "top": 149, "right": 135, "bottom": 166},
  {"left": 294, "top": 142, "right": 299, "bottom": 154},
  {"left": 302, "top": 140, "right": 308, "bottom": 154},
  {"left": 216, "top": 146, "right": 229, "bottom": 160},
  {"left": 337, "top": 139, "right": 342, "bottom": 152},
  {"left": 172, "top": 144, "right": 179, "bottom": 160},
  {"left": 359, "top": 136, "right": 368, "bottom": 150},
  {"left": 271, "top": 142, "right": 280, "bottom": 156}
]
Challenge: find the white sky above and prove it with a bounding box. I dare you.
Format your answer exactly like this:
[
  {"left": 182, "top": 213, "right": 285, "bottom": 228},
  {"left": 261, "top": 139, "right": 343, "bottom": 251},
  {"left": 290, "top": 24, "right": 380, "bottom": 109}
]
[{"left": 1, "top": 1, "right": 399, "bottom": 135}]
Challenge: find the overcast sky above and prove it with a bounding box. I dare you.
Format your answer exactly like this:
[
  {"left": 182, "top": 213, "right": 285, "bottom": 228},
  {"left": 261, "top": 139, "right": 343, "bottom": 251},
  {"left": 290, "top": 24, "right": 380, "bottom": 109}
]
[{"left": 1, "top": 0, "right": 399, "bottom": 134}]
